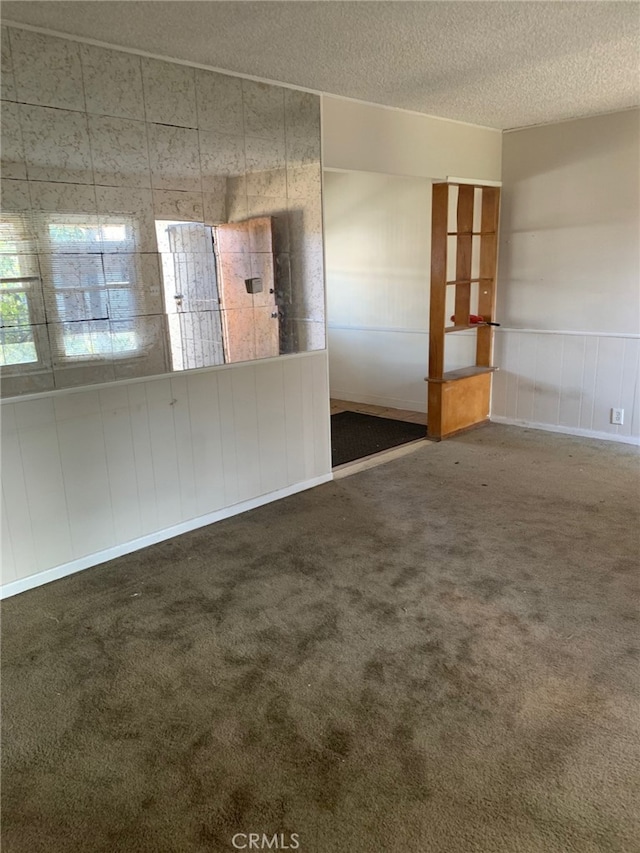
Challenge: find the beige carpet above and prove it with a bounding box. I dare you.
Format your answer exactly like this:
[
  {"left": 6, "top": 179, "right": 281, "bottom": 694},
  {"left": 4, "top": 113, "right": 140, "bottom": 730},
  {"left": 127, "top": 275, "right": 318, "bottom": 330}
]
[{"left": 2, "top": 424, "right": 639, "bottom": 852}]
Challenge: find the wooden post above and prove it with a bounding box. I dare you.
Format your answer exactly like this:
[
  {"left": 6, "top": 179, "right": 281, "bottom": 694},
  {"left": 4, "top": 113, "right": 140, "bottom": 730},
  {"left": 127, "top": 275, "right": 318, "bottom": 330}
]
[
  {"left": 476, "top": 187, "right": 500, "bottom": 367},
  {"left": 429, "top": 183, "right": 448, "bottom": 381},
  {"left": 454, "top": 185, "right": 474, "bottom": 328}
]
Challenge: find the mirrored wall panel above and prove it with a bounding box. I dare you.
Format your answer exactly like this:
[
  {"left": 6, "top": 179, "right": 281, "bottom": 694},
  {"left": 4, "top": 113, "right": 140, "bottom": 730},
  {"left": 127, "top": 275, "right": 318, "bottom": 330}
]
[{"left": 0, "top": 27, "right": 325, "bottom": 397}]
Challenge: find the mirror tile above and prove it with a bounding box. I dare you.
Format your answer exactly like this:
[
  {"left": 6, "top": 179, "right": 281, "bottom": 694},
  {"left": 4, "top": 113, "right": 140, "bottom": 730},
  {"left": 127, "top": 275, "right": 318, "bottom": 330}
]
[
  {"left": 199, "top": 130, "right": 246, "bottom": 190},
  {"left": 1, "top": 179, "right": 31, "bottom": 212},
  {"left": 88, "top": 115, "right": 150, "bottom": 188},
  {"left": 142, "top": 58, "right": 197, "bottom": 128},
  {"left": 29, "top": 181, "right": 97, "bottom": 215},
  {"left": 1, "top": 102, "right": 26, "bottom": 180},
  {"left": 148, "top": 124, "right": 201, "bottom": 193},
  {"left": 80, "top": 44, "right": 145, "bottom": 121},
  {"left": 20, "top": 104, "right": 93, "bottom": 185},
  {"left": 153, "top": 189, "right": 204, "bottom": 223},
  {"left": 9, "top": 29, "right": 84, "bottom": 111},
  {"left": 242, "top": 80, "right": 285, "bottom": 141},
  {"left": 95, "top": 187, "right": 157, "bottom": 253},
  {"left": 1, "top": 28, "right": 15, "bottom": 101},
  {"left": 195, "top": 69, "right": 244, "bottom": 136}
]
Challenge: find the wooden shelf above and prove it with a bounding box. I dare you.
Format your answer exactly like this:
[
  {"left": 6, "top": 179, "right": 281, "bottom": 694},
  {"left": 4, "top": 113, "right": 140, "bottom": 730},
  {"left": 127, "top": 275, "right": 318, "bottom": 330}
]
[
  {"left": 445, "top": 322, "right": 496, "bottom": 333},
  {"left": 445, "top": 324, "right": 476, "bottom": 333},
  {"left": 428, "top": 182, "right": 500, "bottom": 439},
  {"left": 428, "top": 366, "right": 497, "bottom": 384}
]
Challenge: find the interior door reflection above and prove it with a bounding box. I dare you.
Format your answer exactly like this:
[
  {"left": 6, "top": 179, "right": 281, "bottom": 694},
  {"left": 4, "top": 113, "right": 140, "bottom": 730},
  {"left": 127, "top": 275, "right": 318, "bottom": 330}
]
[
  {"left": 214, "top": 217, "right": 279, "bottom": 363},
  {"left": 156, "top": 220, "right": 225, "bottom": 370},
  {"left": 156, "top": 216, "right": 280, "bottom": 370}
]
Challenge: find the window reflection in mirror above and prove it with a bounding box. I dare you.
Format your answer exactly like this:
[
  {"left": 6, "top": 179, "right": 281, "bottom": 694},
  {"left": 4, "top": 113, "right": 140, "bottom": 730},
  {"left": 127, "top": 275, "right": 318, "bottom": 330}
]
[
  {"left": 42, "top": 216, "right": 140, "bottom": 360},
  {"left": 1, "top": 214, "right": 43, "bottom": 369},
  {"left": 0, "top": 200, "right": 321, "bottom": 395}
]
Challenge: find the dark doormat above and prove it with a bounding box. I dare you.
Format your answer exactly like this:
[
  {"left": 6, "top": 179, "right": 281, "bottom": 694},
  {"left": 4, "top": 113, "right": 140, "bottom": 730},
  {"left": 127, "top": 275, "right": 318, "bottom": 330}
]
[{"left": 331, "top": 410, "right": 427, "bottom": 467}]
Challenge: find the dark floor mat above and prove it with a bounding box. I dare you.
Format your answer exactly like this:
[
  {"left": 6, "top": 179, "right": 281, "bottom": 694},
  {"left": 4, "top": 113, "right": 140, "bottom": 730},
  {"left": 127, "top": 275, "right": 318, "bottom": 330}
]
[{"left": 331, "top": 410, "right": 427, "bottom": 467}]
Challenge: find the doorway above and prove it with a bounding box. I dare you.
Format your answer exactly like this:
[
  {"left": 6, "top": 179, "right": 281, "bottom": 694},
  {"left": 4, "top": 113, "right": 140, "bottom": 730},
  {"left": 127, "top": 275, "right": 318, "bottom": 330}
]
[{"left": 323, "top": 169, "right": 432, "bottom": 468}]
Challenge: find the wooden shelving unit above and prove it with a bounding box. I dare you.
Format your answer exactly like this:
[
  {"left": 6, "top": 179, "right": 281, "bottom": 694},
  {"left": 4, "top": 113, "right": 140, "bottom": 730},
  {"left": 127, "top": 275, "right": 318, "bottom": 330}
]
[{"left": 427, "top": 182, "right": 500, "bottom": 439}]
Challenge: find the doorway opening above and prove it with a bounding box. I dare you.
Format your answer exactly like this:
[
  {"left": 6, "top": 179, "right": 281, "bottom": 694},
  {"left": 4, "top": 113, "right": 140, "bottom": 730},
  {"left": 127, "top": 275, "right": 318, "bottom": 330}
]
[
  {"left": 330, "top": 400, "right": 427, "bottom": 468},
  {"left": 323, "top": 169, "right": 433, "bottom": 468}
]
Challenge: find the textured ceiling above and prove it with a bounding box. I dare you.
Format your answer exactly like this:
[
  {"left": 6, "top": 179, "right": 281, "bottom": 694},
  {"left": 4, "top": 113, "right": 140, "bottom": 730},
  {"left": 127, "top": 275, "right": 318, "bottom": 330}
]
[{"left": 2, "top": 1, "right": 639, "bottom": 130}]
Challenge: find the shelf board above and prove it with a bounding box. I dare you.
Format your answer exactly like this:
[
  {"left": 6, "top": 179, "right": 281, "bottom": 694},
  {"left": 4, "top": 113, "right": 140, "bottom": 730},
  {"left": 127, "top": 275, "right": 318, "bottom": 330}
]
[
  {"left": 447, "top": 231, "right": 496, "bottom": 236},
  {"left": 445, "top": 324, "right": 477, "bottom": 333},
  {"left": 445, "top": 277, "right": 493, "bottom": 285},
  {"left": 428, "top": 365, "right": 497, "bottom": 384}
]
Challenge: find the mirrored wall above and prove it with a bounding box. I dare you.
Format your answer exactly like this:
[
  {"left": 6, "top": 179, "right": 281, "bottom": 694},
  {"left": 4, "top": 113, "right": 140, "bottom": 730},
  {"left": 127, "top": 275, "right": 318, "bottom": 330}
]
[{"left": 0, "top": 26, "right": 324, "bottom": 397}]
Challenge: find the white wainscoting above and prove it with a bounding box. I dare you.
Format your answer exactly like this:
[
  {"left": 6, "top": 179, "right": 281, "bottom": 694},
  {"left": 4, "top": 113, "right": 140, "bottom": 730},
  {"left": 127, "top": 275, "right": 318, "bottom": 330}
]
[
  {"left": 328, "top": 325, "right": 640, "bottom": 445},
  {"left": 492, "top": 330, "right": 640, "bottom": 444},
  {"left": 1, "top": 351, "right": 332, "bottom": 596}
]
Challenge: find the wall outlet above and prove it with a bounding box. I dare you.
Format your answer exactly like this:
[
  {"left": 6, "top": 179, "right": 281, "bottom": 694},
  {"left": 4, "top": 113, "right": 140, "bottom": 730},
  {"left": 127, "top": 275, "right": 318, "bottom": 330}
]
[{"left": 611, "top": 408, "right": 624, "bottom": 425}]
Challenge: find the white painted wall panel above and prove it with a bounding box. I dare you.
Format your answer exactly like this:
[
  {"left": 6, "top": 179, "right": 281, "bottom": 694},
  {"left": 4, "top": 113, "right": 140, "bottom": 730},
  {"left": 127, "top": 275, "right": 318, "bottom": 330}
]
[
  {"left": 145, "top": 378, "right": 182, "bottom": 530},
  {"left": 578, "top": 337, "right": 600, "bottom": 433},
  {"left": 256, "top": 360, "right": 288, "bottom": 495},
  {"left": 494, "top": 110, "right": 640, "bottom": 443},
  {"left": 231, "top": 366, "right": 261, "bottom": 503},
  {"left": 557, "top": 336, "right": 585, "bottom": 429},
  {"left": 99, "top": 385, "right": 144, "bottom": 545},
  {"left": 282, "top": 357, "right": 306, "bottom": 486},
  {"left": 127, "top": 383, "right": 158, "bottom": 535},
  {"left": 186, "top": 370, "right": 226, "bottom": 516},
  {"left": 16, "top": 399, "right": 73, "bottom": 569},
  {"left": 310, "top": 351, "right": 331, "bottom": 475},
  {"left": 531, "top": 334, "right": 562, "bottom": 427},
  {"left": 170, "top": 374, "right": 199, "bottom": 522},
  {"left": 1, "top": 405, "right": 37, "bottom": 580},
  {"left": 620, "top": 339, "right": 640, "bottom": 438},
  {"left": 217, "top": 370, "right": 241, "bottom": 508},
  {"left": 1, "top": 352, "right": 332, "bottom": 590},
  {"left": 1, "top": 489, "right": 16, "bottom": 583},
  {"left": 55, "top": 391, "right": 115, "bottom": 558},
  {"left": 592, "top": 337, "right": 626, "bottom": 434},
  {"left": 514, "top": 334, "right": 537, "bottom": 423},
  {"left": 492, "top": 330, "right": 640, "bottom": 442},
  {"left": 300, "top": 356, "right": 317, "bottom": 479}
]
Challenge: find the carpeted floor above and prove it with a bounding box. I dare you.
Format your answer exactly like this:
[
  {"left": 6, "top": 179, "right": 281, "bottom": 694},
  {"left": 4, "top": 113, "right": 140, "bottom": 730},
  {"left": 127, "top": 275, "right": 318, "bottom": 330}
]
[
  {"left": 2, "top": 424, "right": 639, "bottom": 853},
  {"left": 331, "top": 410, "right": 427, "bottom": 466}
]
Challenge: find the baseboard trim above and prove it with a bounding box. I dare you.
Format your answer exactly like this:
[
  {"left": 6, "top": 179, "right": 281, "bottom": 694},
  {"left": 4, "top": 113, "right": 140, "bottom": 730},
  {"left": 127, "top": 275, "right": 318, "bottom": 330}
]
[
  {"left": 0, "top": 474, "right": 333, "bottom": 600},
  {"left": 491, "top": 416, "right": 640, "bottom": 446}
]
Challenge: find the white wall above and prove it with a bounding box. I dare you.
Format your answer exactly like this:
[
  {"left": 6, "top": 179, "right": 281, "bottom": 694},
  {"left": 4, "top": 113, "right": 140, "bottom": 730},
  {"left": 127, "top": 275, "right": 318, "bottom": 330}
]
[
  {"left": 322, "top": 97, "right": 502, "bottom": 180},
  {"left": 322, "top": 101, "right": 501, "bottom": 411},
  {"left": 1, "top": 352, "right": 331, "bottom": 596},
  {"left": 493, "top": 110, "right": 640, "bottom": 442},
  {"left": 324, "top": 171, "right": 431, "bottom": 410}
]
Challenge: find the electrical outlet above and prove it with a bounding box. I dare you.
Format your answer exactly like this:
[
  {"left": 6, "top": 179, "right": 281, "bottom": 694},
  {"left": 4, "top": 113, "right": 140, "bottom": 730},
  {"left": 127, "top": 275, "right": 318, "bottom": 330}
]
[{"left": 611, "top": 408, "right": 624, "bottom": 425}]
